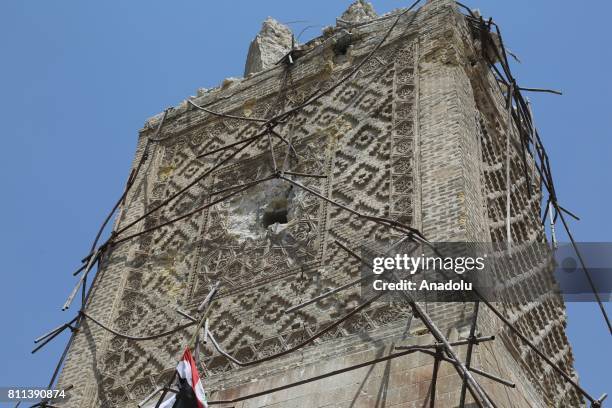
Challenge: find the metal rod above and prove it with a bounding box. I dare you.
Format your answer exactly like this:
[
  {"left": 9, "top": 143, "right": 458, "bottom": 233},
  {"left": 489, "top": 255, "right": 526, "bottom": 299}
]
[
  {"left": 82, "top": 311, "right": 195, "bottom": 341},
  {"left": 138, "top": 386, "right": 163, "bottom": 408},
  {"left": 71, "top": 262, "right": 88, "bottom": 277},
  {"left": 187, "top": 99, "right": 268, "bottom": 123},
  {"left": 190, "top": 285, "right": 220, "bottom": 349},
  {"left": 548, "top": 201, "right": 558, "bottom": 249},
  {"left": 175, "top": 309, "right": 208, "bottom": 345},
  {"left": 198, "top": 282, "right": 220, "bottom": 312},
  {"left": 203, "top": 319, "right": 209, "bottom": 344},
  {"left": 517, "top": 87, "right": 562, "bottom": 96},
  {"left": 558, "top": 205, "right": 580, "bottom": 221},
  {"left": 395, "top": 335, "right": 495, "bottom": 350},
  {"left": 267, "top": 130, "right": 278, "bottom": 172},
  {"left": 33, "top": 315, "right": 80, "bottom": 349},
  {"left": 176, "top": 308, "right": 196, "bottom": 321},
  {"left": 593, "top": 393, "right": 608, "bottom": 408},
  {"left": 525, "top": 98, "right": 538, "bottom": 189},
  {"left": 194, "top": 330, "right": 201, "bottom": 363},
  {"left": 416, "top": 348, "right": 516, "bottom": 389},
  {"left": 62, "top": 248, "right": 100, "bottom": 311},
  {"left": 269, "top": 129, "right": 299, "bottom": 161},
  {"left": 34, "top": 321, "right": 72, "bottom": 344},
  {"left": 197, "top": 133, "right": 265, "bottom": 158},
  {"left": 81, "top": 274, "right": 87, "bottom": 309},
  {"left": 541, "top": 196, "right": 551, "bottom": 226},
  {"left": 505, "top": 83, "right": 514, "bottom": 249},
  {"left": 154, "top": 372, "right": 177, "bottom": 408},
  {"left": 31, "top": 324, "right": 70, "bottom": 354},
  {"left": 280, "top": 131, "right": 295, "bottom": 173},
  {"left": 460, "top": 301, "right": 480, "bottom": 408},
  {"left": 430, "top": 347, "right": 442, "bottom": 408},
  {"left": 511, "top": 96, "right": 533, "bottom": 198},
  {"left": 282, "top": 171, "right": 327, "bottom": 179},
  {"left": 208, "top": 175, "right": 275, "bottom": 197},
  {"left": 471, "top": 367, "right": 515, "bottom": 389},
  {"left": 284, "top": 274, "right": 373, "bottom": 314}
]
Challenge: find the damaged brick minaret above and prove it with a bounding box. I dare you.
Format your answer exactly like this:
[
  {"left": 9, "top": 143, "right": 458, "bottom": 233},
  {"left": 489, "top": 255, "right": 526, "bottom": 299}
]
[{"left": 54, "top": 1, "right": 580, "bottom": 407}]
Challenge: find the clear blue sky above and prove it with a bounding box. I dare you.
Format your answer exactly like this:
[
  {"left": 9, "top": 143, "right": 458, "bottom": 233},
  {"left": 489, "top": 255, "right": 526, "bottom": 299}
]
[{"left": 0, "top": 0, "right": 609, "bottom": 405}]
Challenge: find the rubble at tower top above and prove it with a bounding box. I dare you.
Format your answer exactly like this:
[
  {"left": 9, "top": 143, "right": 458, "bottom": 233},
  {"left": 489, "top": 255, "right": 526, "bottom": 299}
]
[
  {"left": 244, "top": 17, "right": 293, "bottom": 76},
  {"left": 339, "top": 0, "right": 378, "bottom": 23}
]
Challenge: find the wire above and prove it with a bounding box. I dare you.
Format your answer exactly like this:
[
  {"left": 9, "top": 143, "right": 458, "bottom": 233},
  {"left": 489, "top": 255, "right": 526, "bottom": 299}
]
[
  {"left": 187, "top": 99, "right": 268, "bottom": 123},
  {"left": 81, "top": 311, "right": 196, "bottom": 341}
]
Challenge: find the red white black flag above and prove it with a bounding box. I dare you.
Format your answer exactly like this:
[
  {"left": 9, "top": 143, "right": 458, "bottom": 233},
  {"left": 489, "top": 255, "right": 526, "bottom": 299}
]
[{"left": 157, "top": 347, "right": 209, "bottom": 408}]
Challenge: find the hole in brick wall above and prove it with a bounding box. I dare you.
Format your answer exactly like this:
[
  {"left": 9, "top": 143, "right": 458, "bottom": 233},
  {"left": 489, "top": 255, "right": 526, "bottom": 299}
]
[
  {"left": 262, "top": 196, "right": 289, "bottom": 228},
  {"left": 334, "top": 31, "right": 352, "bottom": 55}
]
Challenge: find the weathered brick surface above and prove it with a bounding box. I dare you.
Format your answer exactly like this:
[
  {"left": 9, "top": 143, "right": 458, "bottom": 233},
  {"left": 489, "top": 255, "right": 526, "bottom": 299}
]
[{"left": 55, "top": 1, "right": 579, "bottom": 407}]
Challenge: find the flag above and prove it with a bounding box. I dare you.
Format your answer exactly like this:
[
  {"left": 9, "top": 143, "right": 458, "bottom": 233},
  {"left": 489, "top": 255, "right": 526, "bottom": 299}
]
[{"left": 156, "top": 347, "right": 208, "bottom": 408}]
